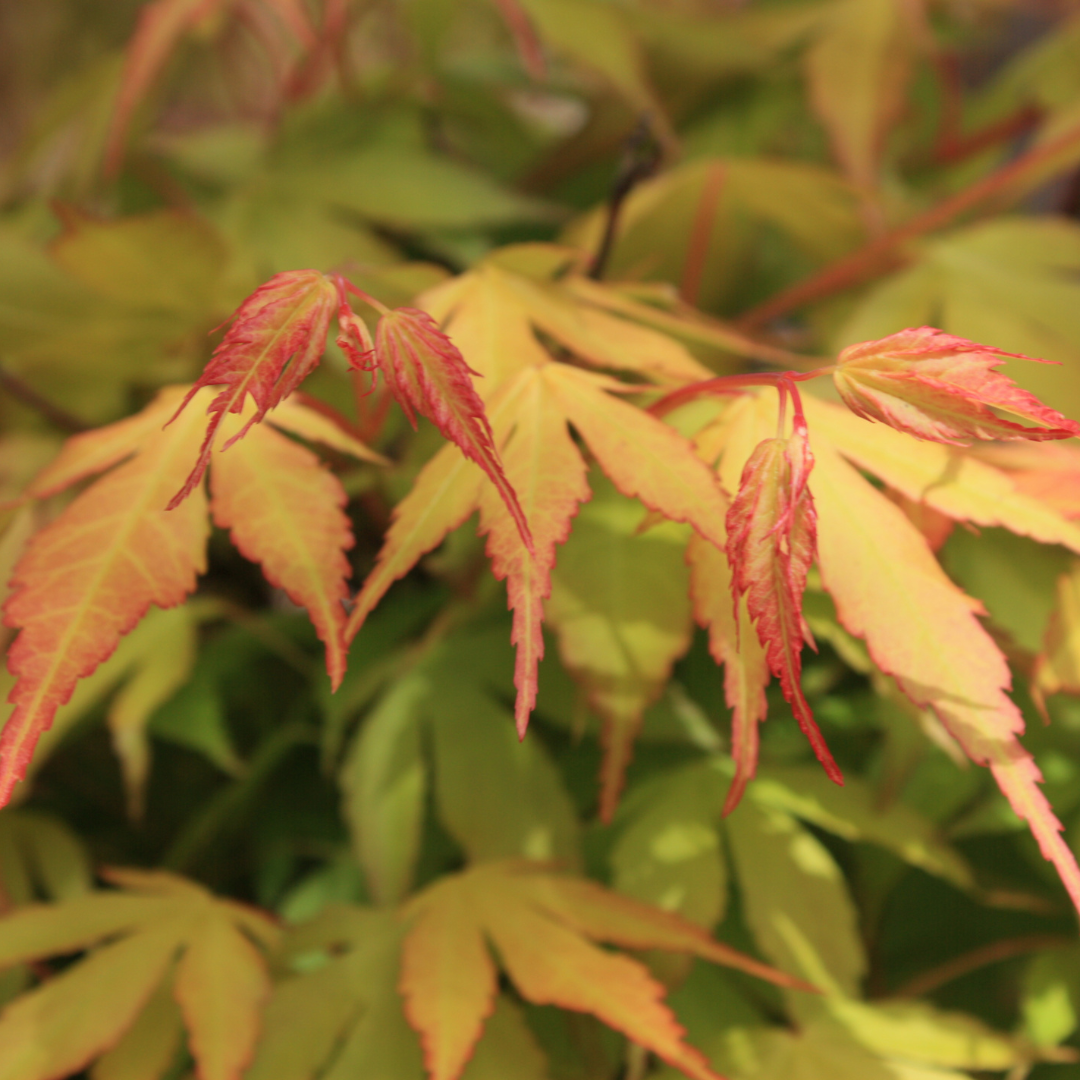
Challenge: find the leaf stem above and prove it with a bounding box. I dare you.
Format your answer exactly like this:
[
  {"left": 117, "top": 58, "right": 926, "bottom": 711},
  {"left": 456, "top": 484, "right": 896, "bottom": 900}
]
[
  {"left": 589, "top": 116, "right": 663, "bottom": 281},
  {"left": 335, "top": 275, "right": 390, "bottom": 315},
  {"left": 679, "top": 162, "right": 726, "bottom": 307},
  {"left": 648, "top": 368, "right": 831, "bottom": 419},
  {"left": 892, "top": 933, "right": 1072, "bottom": 999},
  {"left": 736, "top": 118, "right": 1080, "bottom": 331}
]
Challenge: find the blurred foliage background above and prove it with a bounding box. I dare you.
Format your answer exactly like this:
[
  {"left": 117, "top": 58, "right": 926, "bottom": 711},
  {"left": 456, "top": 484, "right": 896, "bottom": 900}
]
[{"left": 4, "top": 1, "right": 1080, "bottom": 1079}]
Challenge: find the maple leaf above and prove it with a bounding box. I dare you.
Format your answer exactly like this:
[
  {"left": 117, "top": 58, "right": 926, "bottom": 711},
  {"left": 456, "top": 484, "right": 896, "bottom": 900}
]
[
  {"left": 546, "top": 477, "right": 694, "bottom": 821},
  {"left": 686, "top": 532, "right": 769, "bottom": 816},
  {"left": 209, "top": 407, "right": 355, "bottom": 689},
  {"left": 0, "top": 869, "right": 278, "bottom": 1080},
  {"left": 801, "top": 395, "right": 1080, "bottom": 551},
  {"left": 974, "top": 441, "right": 1080, "bottom": 521},
  {"left": 1, "top": 387, "right": 212, "bottom": 807},
  {"left": 344, "top": 277, "right": 728, "bottom": 753},
  {"left": 833, "top": 326, "right": 1080, "bottom": 445},
  {"left": 166, "top": 269, "right": 339, "bottom": 510},
  {"left": 477, "top": 367, "right": 590, "bottom": 736},
  {"left": 1, "top": 386, "right": 373, "bottom": 807},
  {"left": 807, "top": 420, "right": 1080, "bottom": 915},
  {"left": 1033, "top": 561, "right": 1080, "bottom": 708},
  {"left": 339, "top": 300, "right": 532, "bottom": 551},
  {"left": 804, "top": 0, "right": 922, "bottom": 190},
  {"left": 699, "top": 386, "right": 1080, "bottom": 915},
  {"left": 724, "top": 413, "right": 842, "bottom": 794},
  {"left": 399, "top": 860, "right": 816, "bottom": 1080}
]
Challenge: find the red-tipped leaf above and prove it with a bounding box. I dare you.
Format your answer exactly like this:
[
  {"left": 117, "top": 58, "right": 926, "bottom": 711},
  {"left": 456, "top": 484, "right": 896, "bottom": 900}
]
[
  {"left": 725, "top": 417, "right": 842, "bottom": 787},
  {"left": 167, "top": 270, "right": 338, "bottom": 510},
  {"left": 834, "top": 327, "right": 1080, "bottom": 445}
]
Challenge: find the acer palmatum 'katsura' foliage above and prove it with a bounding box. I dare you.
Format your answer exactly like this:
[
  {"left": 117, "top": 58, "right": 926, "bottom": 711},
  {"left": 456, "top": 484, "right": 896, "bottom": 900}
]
[
  {"left": 655, "top": 328, "right": 1080, "bottom": 912},
  {"left": 0, "top": 389, "right": 375, "bottom": 803},
  {"left": 724, "top": 384, "right": 842, "bottom": 809}
]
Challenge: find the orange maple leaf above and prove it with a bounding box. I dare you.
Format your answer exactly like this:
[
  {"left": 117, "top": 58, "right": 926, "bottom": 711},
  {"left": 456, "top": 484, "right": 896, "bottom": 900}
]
[
  {"left": 1, "top": 388, "right": 373, "bottom": 807},
  {"left": 477, "top": 368, "right": 590, "bottom": 736},
  {"left": 1, "top": 389, "right": 211, "bottom": 806},
  {"left": 724, "top": 411, "right": 842, "bottom": 795},
  {"left": 166, "top": 269, "right": 339, "bottom": 509},
  {"left": 834, "top": 326, "right": 1080, "bottom": 444},
  {"left": 687, "top": 532, "right": 769, "bottom": 816},
  {"left": 399, "top": 861, "right": 816, "bottom": 1080}
]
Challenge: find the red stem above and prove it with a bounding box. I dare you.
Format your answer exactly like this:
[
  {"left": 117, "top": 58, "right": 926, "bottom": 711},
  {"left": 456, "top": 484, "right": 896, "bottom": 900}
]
[
  {"left": 679, "top": 163, "right": 726, "bottom": 307},
  {"left": 649, "top": 368, "right": 830, "bottom": 419},
  {"left": 736, "top": 118, "right": 1080, "bottom": 331},
  {"left": 935, "top": 105, "right": 1043, "bottom": 166},
  {"left": 490, "top": 0, "right": 546, "bottom": 80},
  {"left": 893, "top": 934, "right": 1071, "bottom": 999}
]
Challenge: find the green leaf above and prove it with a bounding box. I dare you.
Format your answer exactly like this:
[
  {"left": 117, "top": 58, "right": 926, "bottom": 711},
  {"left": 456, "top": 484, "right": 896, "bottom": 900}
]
[
  {"left": 725, "top": 798, "right": 865, "bottom": 999},
  {"left": 0, "top": 924, "right": 185, "bottom": 1080},
  {"left": 91, "top": 976, "right": 184, "bottom": 1080},
  {"left": 339, "top": 670, "right": 430, "bottom": 905},
  {"left": 563, "top": 158, "right": 861, "bottom": 314},
  {"left": 428, "top": 647, "right": 581, "bottom": 867},
  {"left": 261, "top": 907, "right": 425, "bottom": 1080},
  {"left": 804, "top": 0, "right": 920, "bottom": 188},
  {"left": 0, "top": 810, "right": 92, "bottom": 905},
  {"left": 149, "top": 670, "right": 243, "bottom": 779},
  {"left": 276, "top": 144, "right": 553, "bottom": 232},
  {"left": 826, "top": 999, "right": 1028, "bottom": 1072},
  {"left": 50, "top": 209, "right": 228, "bottom": 316},
  {"left": 518, "top": 0, "right": 663, "bottom": 120},
  {"left": 939, "top": 526, "right": 1071, "bottom": 654},
  {"left": 243, "top": 956, "right": 361, "bottom": 1080},
  {"left": 0, "top": 872, "right": 278, "bottom": 1080},
  {"left": 749, "top": 766, "right": 975, "bottom": 890},
  {"left": 611, "top": 762, "right": 728, "bottom": 930},
  {"left": 546, "top": 475, "right": 694, "bottom": 820},
  {"left": 460, "top": 996, "right": 549, "bottom": 1080},
  {"left": 1022, "top": 946, "right": 1080, "bottom": 1047}
]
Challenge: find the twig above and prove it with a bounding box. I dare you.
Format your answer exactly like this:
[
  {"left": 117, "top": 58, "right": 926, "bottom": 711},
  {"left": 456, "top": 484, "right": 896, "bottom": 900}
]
[
  {"left": 0, "top": 364, "right": 87, "bottom": 433},
  {"left": 589, "top": 116, "right": 664, "bottom": 281},
  {"left": 736, "top": 119, "right": 1080, "bottom": 331},
  {"left": 892, "top": 933, "right": 1071, "bottom": 999},
  {"left": 934, "top": 105, "right": 1043, "bottom": 166}
]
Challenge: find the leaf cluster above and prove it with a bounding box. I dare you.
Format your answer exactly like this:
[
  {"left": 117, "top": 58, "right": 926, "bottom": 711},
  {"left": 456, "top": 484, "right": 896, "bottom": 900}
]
[{"left": 4, "top": 3, "right": 1080, "bottom": 1080}]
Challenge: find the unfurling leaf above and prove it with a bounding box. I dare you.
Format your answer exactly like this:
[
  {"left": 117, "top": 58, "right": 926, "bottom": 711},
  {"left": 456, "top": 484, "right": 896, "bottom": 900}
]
[
  {"left": 687, "top": 532, "right": 769, "bottom": 816},
  {"left": 399, "top": 861, "right": 815, "bottom": 1080},
  {"left": 340, "top": 304, "right": 532, "bottom": 551},
  {"left": 834, "top": 326, "right": 1080, "bottom": 445},
  {"left": 166, "top": 270, "right": 339, "bottom": 509},
  {"left": 725, "top": 417, "right": 841, "bottom": 793}
]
